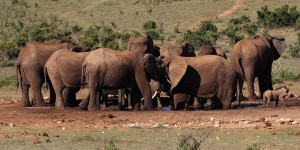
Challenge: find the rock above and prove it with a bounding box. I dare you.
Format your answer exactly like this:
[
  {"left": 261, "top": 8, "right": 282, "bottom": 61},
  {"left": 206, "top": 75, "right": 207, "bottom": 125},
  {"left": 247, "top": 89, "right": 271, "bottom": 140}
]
[
  {"left": 279, "top": 118, "right": 294, "bottom": 123},
  {"left": 214, "top": 123, "right": 220, "bottom": 128},
  {"left": 264, "top": 122, "right": 272, "bottom": 128},
  {"left": 211, "top": 117, "right": 216, "bottom": 122},
  {"left": 62, "top": 127, "right": 65, "bottom": 130},
  {"left": 291, "top": 121, "right": 298, "bottom": 125},
  {"left": 56, "top": 121, "right": 62, "bottom": 124},
  {"left": 244, "top": 121, "right": 251, "bottom": 124},
  {"left": 9, "top": 123, "right": 14, "bottom": 127}
]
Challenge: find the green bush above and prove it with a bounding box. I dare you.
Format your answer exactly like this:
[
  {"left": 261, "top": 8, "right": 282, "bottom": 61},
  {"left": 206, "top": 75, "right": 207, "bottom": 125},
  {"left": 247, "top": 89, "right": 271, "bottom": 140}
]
[
  {"left": 181, "top": 21, "right": 219, "bottom": 49},
  {"left": 0, "top": 75, "right": 16, "bottom": 87},
  {"left": 257, "top": 5, "right": 300, "bottom": 28},
  {"left": 222, "top": 15, "right": 258, "bottom": 45},
  {"left": 145, "top": 29, "right": 160, "bottom": 40},
  {"left": 288, "top": 33, "right": 300, "bottom": 57},
  {"left": 245, "top": 144, "right": 261, "bottom": 150},
  {"left": 143, "top": 20, "right": 157, "bottom": 30}
]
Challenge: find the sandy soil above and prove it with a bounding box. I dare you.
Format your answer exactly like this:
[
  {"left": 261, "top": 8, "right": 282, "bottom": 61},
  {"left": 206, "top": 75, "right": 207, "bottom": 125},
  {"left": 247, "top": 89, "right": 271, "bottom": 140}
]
[{"left": 0, "top": 97, "right": 299, "bottom": 131}]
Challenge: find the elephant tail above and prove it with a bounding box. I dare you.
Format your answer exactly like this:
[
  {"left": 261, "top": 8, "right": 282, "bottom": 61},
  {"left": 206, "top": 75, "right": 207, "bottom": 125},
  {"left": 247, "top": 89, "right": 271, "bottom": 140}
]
[
  {"left": 16, "top": 61, "right": 22, "bottom": 91},
  {"left": 43, "top": 66, "right": 49, "bottom": 93},
  {"left": 81, "top": 63, "right": 87, "bottom": 88}
]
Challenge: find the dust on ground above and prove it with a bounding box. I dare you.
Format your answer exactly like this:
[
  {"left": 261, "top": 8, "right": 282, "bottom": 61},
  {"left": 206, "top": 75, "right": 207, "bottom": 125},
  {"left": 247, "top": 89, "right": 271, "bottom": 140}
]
[{"left": 0, "top": 97, "right": 299, "bottom": 131}]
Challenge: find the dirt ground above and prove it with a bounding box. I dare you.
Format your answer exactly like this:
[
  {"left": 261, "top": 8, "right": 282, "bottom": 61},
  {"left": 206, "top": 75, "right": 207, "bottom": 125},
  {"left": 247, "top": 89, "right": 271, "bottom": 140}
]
[{"left": 0, "top": 96, "right": 299, "bottom": 132}]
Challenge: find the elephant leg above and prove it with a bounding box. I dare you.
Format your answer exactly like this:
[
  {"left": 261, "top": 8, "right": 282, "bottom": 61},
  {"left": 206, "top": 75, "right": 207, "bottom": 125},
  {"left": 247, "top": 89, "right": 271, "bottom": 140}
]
[
  {"left": 68, "top": 88, "right": 80, "bottom": 107},
  {"left": 21, "top": 81, "right": 31, "bottom": 107},
  {"left": 62, "top": 87, "right": 70, "bottom": 107},
  {"left": 118, "top": 89, "right": 126, "bottom": 110},
  {"left": 244, "top": 69, "right": 256, "bottom": 100},
  {"left": 88, "top": 86, "right": 99, "bottom": 111},
  {"left": 101, "top": 92, "right": 108, "bottom": 109},
  {"left": 258, "top": 70, "right": 273, "bottom": 99},
  {"left": 131, "top": 89, "right": 141, "bottom": 111},
  {"left": 173, "top": 93, "right": 187, "bottom": 110},
  {"left": 156, "top": 91, "right": 162, "bottom": 109},
  {"left": 127, "top": 90, "right": 133, "bottom": 110},
  {"left": 49, "top": 83, "right": 56, "bottom": 104},
  {"left": 32, "top": 84, "right": 46, "bottom": 106},
  {"left": 79, "top": 94, "right": 89, "bottom": 110}
]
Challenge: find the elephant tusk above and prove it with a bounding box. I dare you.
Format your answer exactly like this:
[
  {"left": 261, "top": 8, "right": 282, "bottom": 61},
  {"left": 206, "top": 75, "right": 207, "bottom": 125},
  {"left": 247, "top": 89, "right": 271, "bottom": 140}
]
[
  {"left": 167, "top": 78, "right": 171, "bottom": 84},
  {"left": 152, "top": 91, "right": 158, "bottom": 99},
  {"left": 140, "top": 90, "right": 159, "bottom": 101}
]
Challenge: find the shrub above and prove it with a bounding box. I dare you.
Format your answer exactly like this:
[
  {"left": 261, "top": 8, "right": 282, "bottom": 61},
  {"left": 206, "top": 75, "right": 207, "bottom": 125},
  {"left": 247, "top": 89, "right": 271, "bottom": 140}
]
[
  {"left": 245, "top": 144, "right": 261, "bottom": 150},
  {"left": 257, "top": 5, "right": 300, "bottom": 28},
  {"left": 288, "top": 33, "right": 300, "bottom": 57},
  {"left": 143, "top": 20, "right": 157, "bottom": 30},
  {"left": 145, "top": 29, "right": 160, "bottom": 40},
  {"left": 222, "top": 15, "right": 258, "bottom": 45},
  {"left": 181, "top": 21, "right": 219, "bottom": 49}
]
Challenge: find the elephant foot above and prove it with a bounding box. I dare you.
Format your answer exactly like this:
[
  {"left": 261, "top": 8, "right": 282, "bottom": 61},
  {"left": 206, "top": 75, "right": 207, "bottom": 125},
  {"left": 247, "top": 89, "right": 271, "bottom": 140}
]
[
  {"left": 133, "top": 103, "right": 141, "bottom": 111},
  {"left": 35, "top": 101, "right": 47, "bottom": 107},
  {"left": 55, "top": 106, "right": 66, "bottom": 111},
  {"left": 127, "top": 106, "right": 133, "bottom": 110},
  {"left": 22, "top": 101, "right": 32, "bottom": 107},
  {"left": 88, "top": 105, "right": 99, "bottom": 111}
]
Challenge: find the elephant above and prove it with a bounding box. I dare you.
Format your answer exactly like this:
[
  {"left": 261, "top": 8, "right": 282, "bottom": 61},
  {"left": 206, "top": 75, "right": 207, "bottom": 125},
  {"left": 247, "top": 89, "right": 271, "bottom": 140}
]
[
  {"left": 44, "top": 49, "right": 93, "bottom": 110},
  {"left": 160, "top": 42, "right": 196, "bottom": 58},
  {"left": 16, "top": 39, "right": 88, "bottom": 107},
  {"left": 198, "top": 44, "right": 227, "bottom": 59},
  {"left": 80, "top": 35, "right": 164, "bottom": 110},
  {"left": 230, "top": 34, "right": 285, "bottom": 100},
  {"left": 162, "top": 55, "right": 237, "bottom": 110}
]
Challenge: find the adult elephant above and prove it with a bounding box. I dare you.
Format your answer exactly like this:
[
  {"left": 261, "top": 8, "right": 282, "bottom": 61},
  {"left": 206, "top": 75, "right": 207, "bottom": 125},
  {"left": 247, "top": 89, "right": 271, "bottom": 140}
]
[
  {"left": 230, "top": 34, "right": 285, "bottom": 100},
  {"left": 80, "top": 35, "right": 164, "bottom": 111},
  {"left": 199, "top": 44, "right": 227, "bottom": 59},
  {"left": 44, "top": 48, "right": 93, "bottom": 110},
  {"left": 16, "top": 39, "right": 83, "bottom": 107},
  {"left": 160, "top": 42, "right": 196, "bottom": 58},
  {"left": 162, "top": 55, "right": 237, "bottom": 110}
]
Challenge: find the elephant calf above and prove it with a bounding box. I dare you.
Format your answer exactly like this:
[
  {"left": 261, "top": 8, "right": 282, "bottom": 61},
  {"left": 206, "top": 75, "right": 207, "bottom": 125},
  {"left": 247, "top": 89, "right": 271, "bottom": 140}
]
[{"left": 263, "top": 86, "right": 289, "bottom": 108}]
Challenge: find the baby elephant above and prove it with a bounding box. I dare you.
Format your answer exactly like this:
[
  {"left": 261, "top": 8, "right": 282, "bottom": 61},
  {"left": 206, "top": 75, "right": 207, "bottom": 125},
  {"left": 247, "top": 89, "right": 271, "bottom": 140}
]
[{"left": 263, "top": 87, "right": 289, "bottom": 108}]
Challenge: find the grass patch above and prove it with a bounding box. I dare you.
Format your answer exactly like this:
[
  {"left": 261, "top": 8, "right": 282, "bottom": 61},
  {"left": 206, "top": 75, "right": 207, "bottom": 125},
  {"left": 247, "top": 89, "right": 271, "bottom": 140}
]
[{"left": 0, "top": 75, "right": 16, "bottom": 87}]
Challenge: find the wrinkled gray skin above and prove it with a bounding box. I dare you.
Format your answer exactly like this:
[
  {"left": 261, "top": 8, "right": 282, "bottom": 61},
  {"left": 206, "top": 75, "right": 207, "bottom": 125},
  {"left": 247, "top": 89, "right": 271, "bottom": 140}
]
[
  {"left": 162, "top": 55, "right": 237, "bottom": 110},
  {"left": 160, "top": 42, "right": 196, "bottom": 58},
  {"left": 230, "top": 34, "right": 285, "bottom": 100},
  {"left": 16, "top": 39, "right": 86, "bottom": 107},
  {"left": 44, "top": 48, "right": 93, "bottom": 110},
  {"left": 198, "top": 44, "right": 227, "bottom": 59},
  {"left": 80, "top": 35, "right": 164, "bottom": 111},
  {"left": 98, "top": 42, "right": 161, "bottom": 111},
  {"left": 159, "top": 42, "right": 197, "bottom": 109}
]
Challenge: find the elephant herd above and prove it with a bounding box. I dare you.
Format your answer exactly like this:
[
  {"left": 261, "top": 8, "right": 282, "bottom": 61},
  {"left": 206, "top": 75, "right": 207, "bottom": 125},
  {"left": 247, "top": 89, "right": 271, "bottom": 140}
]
[{"left": 16, "top": 33, "right": 286, "bottom": 111}]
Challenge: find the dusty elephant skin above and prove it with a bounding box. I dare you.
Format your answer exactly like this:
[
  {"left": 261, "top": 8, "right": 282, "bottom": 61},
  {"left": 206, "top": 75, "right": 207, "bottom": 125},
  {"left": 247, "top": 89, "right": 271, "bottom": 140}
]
[
  {"left": 16, "top": 39, "right": 80, "bottom": 107},
  {"left": 230, "top": 34, "right": 285, "bottom": 100},
  {"left": 162, "top": 55, "right": 237, "bottom": 110},
  {"left": 44, "top": 49, "right": 92, "bottom": 110},
  {"left": 159, "top": 42, "right": 196, "bottom": 58},
  {"left": 199, "top": 44, "right": 227, "bottom": 59},
  {"left": 80, "top": 35, "right": 164, "bottom": 111}
]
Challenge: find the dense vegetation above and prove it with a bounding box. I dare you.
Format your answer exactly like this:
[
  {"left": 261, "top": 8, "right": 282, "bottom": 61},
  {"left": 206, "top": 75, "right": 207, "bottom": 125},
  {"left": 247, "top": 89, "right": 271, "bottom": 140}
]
[{"left": 1, "top": 1, "right": 300, "bottom": 79}]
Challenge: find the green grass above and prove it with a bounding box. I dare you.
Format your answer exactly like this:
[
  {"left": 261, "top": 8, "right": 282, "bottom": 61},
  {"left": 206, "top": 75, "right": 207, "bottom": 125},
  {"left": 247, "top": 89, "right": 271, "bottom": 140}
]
[{"left": 0, "top": 125, "right": 300, "bottom": 150}]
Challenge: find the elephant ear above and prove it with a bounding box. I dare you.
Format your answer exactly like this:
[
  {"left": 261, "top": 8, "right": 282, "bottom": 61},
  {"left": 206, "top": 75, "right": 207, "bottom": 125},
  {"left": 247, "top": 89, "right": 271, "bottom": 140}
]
[
  {"left": 268, "top": 34, "right": 286, "bottom": 60},
  {"left": 143, "top": 54, "right": 158, "bottom": 81},
  {"left": 164, "top": 56, "right": 188, "bottom": 91}
]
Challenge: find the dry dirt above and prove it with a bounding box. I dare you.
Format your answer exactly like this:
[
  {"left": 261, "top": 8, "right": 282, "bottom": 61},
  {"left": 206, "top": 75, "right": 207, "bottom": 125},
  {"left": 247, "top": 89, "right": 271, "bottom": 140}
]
[{"left": 0, "top": 97, "right": 299, "bottom": 131}]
